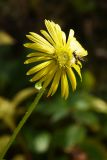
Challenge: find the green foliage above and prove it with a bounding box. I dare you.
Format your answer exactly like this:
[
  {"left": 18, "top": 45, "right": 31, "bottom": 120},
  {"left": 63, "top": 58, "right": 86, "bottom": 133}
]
[
  {"left": 80, "top": 140, "right": 107, "bottom": 160},
  {"left": 54, "top": 125, "right": 86, "bottom": 148},
  {"left": 33, "top": 132, "right": 51, "bottom": 153}
]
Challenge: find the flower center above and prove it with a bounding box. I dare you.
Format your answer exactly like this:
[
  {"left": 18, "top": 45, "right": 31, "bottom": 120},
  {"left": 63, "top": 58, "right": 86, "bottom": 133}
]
[{"left": 54, "top": 50, "right": 70, "bottom": 67}]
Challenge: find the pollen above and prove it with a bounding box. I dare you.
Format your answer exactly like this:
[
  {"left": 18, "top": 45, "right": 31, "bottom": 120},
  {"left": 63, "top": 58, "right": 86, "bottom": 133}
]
[{"left": 55, "top": 51, "right": 70, "bottom": 67}]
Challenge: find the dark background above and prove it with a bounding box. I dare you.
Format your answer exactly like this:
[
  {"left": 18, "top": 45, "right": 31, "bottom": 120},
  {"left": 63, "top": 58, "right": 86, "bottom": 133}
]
[{"left": 0, "top": 0, "right": 107, "bottom": 160}]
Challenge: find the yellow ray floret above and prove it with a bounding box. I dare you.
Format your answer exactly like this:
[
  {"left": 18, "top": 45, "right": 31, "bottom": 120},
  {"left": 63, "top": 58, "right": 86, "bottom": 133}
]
[
  {"left": 61, "top": 70, "right": 69, "bottom": 99},
  {"left": 47, "top": 69, "right": 61, "bottom": 96},
  {"left": 24, "top": 20, "right": 88, "bottom": 99}
]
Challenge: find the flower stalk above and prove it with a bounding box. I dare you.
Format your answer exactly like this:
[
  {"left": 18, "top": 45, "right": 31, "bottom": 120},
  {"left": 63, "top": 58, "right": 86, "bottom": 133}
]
[{"left": 0, "top": 88, "right": 45, "bottom": 160}]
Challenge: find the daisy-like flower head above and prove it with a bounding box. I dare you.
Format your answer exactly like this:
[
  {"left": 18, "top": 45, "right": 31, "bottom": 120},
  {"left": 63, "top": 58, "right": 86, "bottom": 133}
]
[{"left": 24, "top": 20, "right": 88, "bottom": 99}]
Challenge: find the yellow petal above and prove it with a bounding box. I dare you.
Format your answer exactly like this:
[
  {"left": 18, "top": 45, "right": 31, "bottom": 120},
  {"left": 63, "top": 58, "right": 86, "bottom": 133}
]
[
  {"left": 26, "top": 60, "right": 52, "bottom": 75},
  {"left": 67, "top": 29, "right": 74, "bottom": 46},
  {"left": 45, "top": 20, "right": 59, "bottom": 44},
  {"left": 24, "top": 42, "right": 54, "bottom": 54},
  {"left": 42, "top": 65, "right": 58, "bottom": 89},
  {"left": 78, "top": 61, "right": 82, "bottom": 68},
  {"left": 66, "top": 67, "right": 77, "bottom": 91},
  {"left": 61, "top": 70, "right": 69, "bottom": 99},
  {"left": 70, "top": 38, "right": 88, "bottom": 57},
  {"left": 61, "top": 71, "right": 66, "bottom": 97},
  {"left": 27, "top": 52, "right": 50, "bottom": 58},
  {"left": 64, "top": 79, "right": 69, "bottom": 99},
  {"left": 28, "top": 32, "right": 53, "bottom": 48},
  {"left": 24, "top": 56, "right": 51, "bottom": 64},
  {"left": 30, "top": 61, "right": 55, "bottom": 82},
  {"left": 40, "top": 30, "right": 55, "bottom": 45},
  {"left": 62, "top": 31, "right": 66, "bottom": 45},
  {"left": 72, "top": 64, "right": 82, "bottom": 80},
  {"left": 54, "top": 23, "right": 63, "bottom": 45},
  {"left": 47, "top": 69, "right": 61, "bottom": 96}
]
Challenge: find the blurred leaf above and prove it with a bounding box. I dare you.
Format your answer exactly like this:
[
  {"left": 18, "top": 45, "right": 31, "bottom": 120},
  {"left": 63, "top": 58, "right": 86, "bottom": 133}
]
[
  {"left": 0, "top": 97, "right": 15, "bottom": 129},
  {"left": 37, "top": 96, "right": 69, "bottom": 122},
  {"left": 82, "top": 70, "right": 95, "bottom": 91},
  {"left": 54, "top": 125, "right": 86, "bottom": 149},
  {"left": 12, "top": 154, "right": 26, "bottom": 160},
  {"left": 0, "top": 135, "right": 10, "bottom": 154},
  {"left": 24, "top": 128, "right": 51, "bottom": 153},
  {"left": 51, "top": 104, "right": 69, "bottom": 122},
  {"left": 80, "top": 140, "right": 107, "bottom": 160},
  {"left": 91, "top": 97, "right": 107, "bottom": 113},
  {"left": 73, "top": 111, "right": 100, "bottom": 131},
  {"left": 72, "top": 92, "right": 107, "bottom": 114},
  {"left": 0, "top": 88, "right": 36, "bottom": 129},
  {"left": 12, "top": 87, "right": 36, "bottom": 107},
  {"left": 33, "top": 132, "right": 51, "bottom": 153},
  {"left": 0, "top": 31, "right": 15, "bottom": 45},
  {"left": 0, "top": 71, "right": 10, "bottom": 92},
  {"left": 64, "top": 125, "right": 86, "bottom": 148},
  {"left": 73, "top": 98, "right": 90, "bottom": 111}
]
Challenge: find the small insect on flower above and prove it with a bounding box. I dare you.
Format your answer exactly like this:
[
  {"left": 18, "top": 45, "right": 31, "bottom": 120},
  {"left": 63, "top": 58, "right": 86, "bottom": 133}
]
[
  {"left": 72, "top": 50, "right": 86, "bottom": 67},
  {"left": 24, "top": 20, "right": 88, "bottom": 99}
]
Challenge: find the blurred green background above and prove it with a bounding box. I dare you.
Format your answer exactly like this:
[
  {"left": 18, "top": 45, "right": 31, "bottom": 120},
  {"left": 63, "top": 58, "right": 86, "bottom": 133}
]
[{"left": 0, "top": 0, "right": 107, "bottom": 160}]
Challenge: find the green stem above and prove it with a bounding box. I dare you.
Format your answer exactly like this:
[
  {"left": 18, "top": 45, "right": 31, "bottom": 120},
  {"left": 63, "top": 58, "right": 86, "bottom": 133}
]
[{"left": 0, "top": 88, "right": 45, "bottom": 160}]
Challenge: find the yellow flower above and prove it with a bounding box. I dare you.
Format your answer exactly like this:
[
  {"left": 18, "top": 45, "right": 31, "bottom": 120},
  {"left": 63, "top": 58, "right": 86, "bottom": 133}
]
[{"left": 24, "top": 20, "right": 88, "bottom": 99}]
